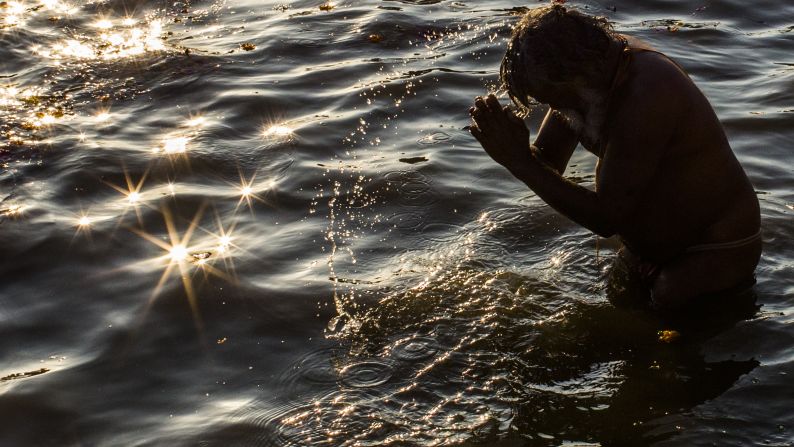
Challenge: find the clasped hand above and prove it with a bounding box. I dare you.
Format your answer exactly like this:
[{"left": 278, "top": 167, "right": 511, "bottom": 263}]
[{"left": 468, "top": 94, "right": 531, "bottom": 174}]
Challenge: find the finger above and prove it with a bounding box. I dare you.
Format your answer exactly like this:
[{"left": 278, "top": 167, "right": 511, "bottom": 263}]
[
  {"left": 504, "top": 106, "right": 524, "bottom": 125},
  {"left": 469, "top": 123, "right": 484, "bottom": 142},
  {"left": 485, "top": 94, "right": 501, "bottom": 112},
  {"left": 471, "top": 106, "right": 485, "bottom": 122}
]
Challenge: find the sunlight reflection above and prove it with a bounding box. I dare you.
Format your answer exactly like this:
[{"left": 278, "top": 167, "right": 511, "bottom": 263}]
[
  {"left": 128, "top": 204, "right": 241, "bottom": 334},
  {"left": 263, "top": 124, "right": 293, "bottom": 138},
  {"left": 130, "top": 205, "right": 206, "bottom": 331},
  {"left": 0, "top": 204, "right": 26, "bottom": 218},
  {"left": 217, "top": 235, "right": 232, "bottom": 254},
  {"left": 160, "top": 136, "right": 190, "bottom": 154},
  {"left": 1, "top": 2, "right": 26, "bottom": 27},
  {"left": 185, "top": 115, "right": 206, "bottom": 128},
  {"left": 127, "top": 191, "right": 141, "bottom": 204},
  {"left": 34, "top": 19, "right": 165, "bottom": 61},
  {"left": 77, "top": 215, "right": 91, "bottom": 227},
  {"left": 94, "top": 110, "right": 111, "bottom": 123},
  {"left": 234, "top": 171, "right": 264, "bottom": 212},
  {"left": 93, "top": 19, "right": 113, "bottom": 29},
  {"left": 105, "top": 167, "right": 148, "bottom": 225},
  {"left": 72, "top": 212, "right": 96, "bottom": 240},
  {"left": 170, "top": 244, "right": 189, "bottom": 262}
]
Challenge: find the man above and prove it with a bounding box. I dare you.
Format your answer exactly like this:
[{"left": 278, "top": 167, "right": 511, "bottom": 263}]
[{"left": 468, "top": 5, "right": 761, "bottom": 309}]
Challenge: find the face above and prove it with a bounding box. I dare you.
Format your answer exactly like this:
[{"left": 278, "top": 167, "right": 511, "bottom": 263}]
[{"left": 525, "top": 74, "right": 584, "bottom": 111}]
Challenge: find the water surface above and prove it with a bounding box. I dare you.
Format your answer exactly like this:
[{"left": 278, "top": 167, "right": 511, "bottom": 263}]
[{"left": 1, "top": 0, "right": 793, "bottom": 445}]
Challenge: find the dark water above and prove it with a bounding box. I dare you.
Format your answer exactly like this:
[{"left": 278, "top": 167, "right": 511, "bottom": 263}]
[{"left": 1, "top": 0, "right": 793, "bottom": 445}]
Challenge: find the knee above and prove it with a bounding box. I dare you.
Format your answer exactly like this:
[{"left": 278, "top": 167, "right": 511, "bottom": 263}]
[{"left": 650, "top": 271, "right": 692, "bottom": 311}]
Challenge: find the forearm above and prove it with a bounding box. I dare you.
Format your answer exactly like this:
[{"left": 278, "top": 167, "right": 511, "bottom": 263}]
[
  {"left": 532, "top": 109, "right": 579, "bottom": 174},
  {"left": 510, "top": 146, "right": 616, "bottom": 237}
]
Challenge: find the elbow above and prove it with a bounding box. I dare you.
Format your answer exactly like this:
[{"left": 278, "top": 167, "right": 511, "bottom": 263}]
[
  {"left": 594, "top": 227, "right": 615, "bottom": 238},
  {"left": 592, "top": 205, "right": 620, "bottom": 238}
]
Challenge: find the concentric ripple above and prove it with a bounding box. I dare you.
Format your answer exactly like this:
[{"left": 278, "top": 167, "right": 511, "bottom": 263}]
[
  {"left": 338, "top": 359, "right": 395, "bottom": 388},
  {"left": 390, "top": 336, "right": 439, "bottom": 361}
]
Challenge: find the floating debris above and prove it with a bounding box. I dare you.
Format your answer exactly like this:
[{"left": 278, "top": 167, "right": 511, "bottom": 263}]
[
  {"left": 319, "top": 2, "right": 335, "bottom": 11},
  {"left": 368, "top": 33, "right": 383, "bottom": 43},
  {"left": 191, "top": 251, "right": 212, "bottom": 264},
  {"left": 240, "top": 42, "right": 256, "bottom": 51},
  {"left": 217, "top": 337, "right": 228, "bottom": 344},
  {"left": 1, "top": 368, "right": 49, "bottom": 382},
  {"left": 657, "top": 330, "right": 681, "bottom": 343},
  {"left": 399, "top": 156, "right": 428, "bottom": 165}
]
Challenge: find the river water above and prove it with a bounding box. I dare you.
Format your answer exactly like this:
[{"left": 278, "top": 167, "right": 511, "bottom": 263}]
[{"left": 1, "top": 0, "right": 793, "bottom": 445}]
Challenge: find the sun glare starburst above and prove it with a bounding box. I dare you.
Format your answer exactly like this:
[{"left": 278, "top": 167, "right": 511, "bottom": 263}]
[
  {"left": 218, "top": 235, "right": 232, "bottom": 253},
  {"left": 93, "top": 19, "right": 113, "bottom": 29},
  {"left": 94, "top": 111, "right": 111, "bottom": 122},
  {"left": 127, "top": 204, "right": 238, "bottom": 335},
  {"left": 162, "top": 136, "right": 189, "bottom": 154},
  {"left": 185, "top": 115, "right": 206, "bottom": 127},
  {"left": 263, "top": 124, "right": 293, "bottom": 138},
  {"left": 170, "top": 244, "right": 189, "bottom": 262},
  {"left": 105, "top": 167, "right": 149, "bottom": 225}
]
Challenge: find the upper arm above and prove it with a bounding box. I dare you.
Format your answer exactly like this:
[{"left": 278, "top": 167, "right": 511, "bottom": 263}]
[
  {"left": 597, "top": 69, "right": 684, "bottom": 226},
  {"left": 533, "top": 109, "right": 580, "bottom": 174}
]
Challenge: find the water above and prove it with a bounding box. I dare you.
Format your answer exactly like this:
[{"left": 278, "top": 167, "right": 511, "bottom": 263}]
[{"left": 1, "top": 0, "right": 793, "bottom": 445}]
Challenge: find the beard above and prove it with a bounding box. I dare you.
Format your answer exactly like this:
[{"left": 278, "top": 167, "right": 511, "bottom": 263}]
[{"left": 556, "top": 88, "right": 609, "bottom": 149}]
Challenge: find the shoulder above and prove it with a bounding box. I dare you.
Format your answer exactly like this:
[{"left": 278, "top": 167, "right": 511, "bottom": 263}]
[{"left": 607, "top": 50, "right": 691, "bottom": 147}]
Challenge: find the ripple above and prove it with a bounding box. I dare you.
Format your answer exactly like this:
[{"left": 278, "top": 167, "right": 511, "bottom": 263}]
[
  {"left": 391, "top": 336, "right": 439, "bottom": 361},
  {"left": 418, "top": 222, "right": 464, "bottom": 243},
  {"left": 417, "top": 131, "right": 451, "bottom": 145},
  {"left": 339, "top": 359, "right": 395, "bottom": 388},
  {"left": 262, "top": 389, "right": 384, "bottom": 447},
  {"left": 276, "top": 348, "right": 342, "bottom": 394},
  {"left": 387, "top": 210, "right": 424, "bottom": 231},
  {"left": 384, "top": 170, "right": 438, "bottom": 208}
]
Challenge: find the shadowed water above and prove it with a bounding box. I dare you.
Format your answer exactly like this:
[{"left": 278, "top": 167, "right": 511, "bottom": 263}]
[{"left": 1, "top": 0, "right": 793, "bottom": 446}]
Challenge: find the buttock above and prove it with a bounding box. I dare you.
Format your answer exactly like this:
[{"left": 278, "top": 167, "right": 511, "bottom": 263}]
[{"left": 684, "top": 230, "right": 762, "bottom": 253}]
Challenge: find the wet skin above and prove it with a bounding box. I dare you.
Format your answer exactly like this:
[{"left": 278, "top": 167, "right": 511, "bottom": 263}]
[{"left": 469, "top": 35, "right": 761, "bottom": 309}]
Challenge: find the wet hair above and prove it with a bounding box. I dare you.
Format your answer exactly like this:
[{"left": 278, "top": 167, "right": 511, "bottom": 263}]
[{"left": 500, "top": 4, "right": 618, "bottom": 110}]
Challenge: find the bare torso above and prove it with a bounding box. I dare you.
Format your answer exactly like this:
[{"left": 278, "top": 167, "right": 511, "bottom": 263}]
[{"left": 587, "top": 36, "right": 760, "bottom": 262}]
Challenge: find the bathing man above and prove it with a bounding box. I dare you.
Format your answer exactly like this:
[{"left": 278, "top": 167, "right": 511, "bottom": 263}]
[{"left": 469, "top": 5, "right": 761, "bottom": 309}]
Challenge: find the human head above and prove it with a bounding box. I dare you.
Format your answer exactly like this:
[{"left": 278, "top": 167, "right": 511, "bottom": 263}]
[{"left": 500, "top": 4, "right": 619, "bottom": 112}]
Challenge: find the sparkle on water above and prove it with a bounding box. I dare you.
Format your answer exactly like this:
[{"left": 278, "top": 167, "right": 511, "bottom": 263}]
[
  {"left": 185, "top": 115, "right": 206, "bottom": 128},
  {"left": 2, "top": 2, "right": 783, "bottom": 445},
  {"left": 263, "top": 124, "right": 293, "bottom": 138},
  {"left": 160, "top": 136, "right": 190, "bottom": 154},
  {"left": 127, "top": 191, "right": 141, "bottom": 204},
  {"left": 32, "top": 18, "right": 165, "bottom": 61},
  {"left": 94, "top": 111, "right": 111, "bottom": 122},
  {"left": 169, "top": 244, "right": 188, "bottom": 263}
]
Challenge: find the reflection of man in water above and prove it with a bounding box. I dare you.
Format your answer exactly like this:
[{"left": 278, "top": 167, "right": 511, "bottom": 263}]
[{"left": 469, "top": 5, "right": 761, "bottom": 309}]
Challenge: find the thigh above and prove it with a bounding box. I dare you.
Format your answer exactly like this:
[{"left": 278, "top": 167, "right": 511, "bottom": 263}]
[{"left": 652, "top": 238, "right": 762, "bottom": 310}]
